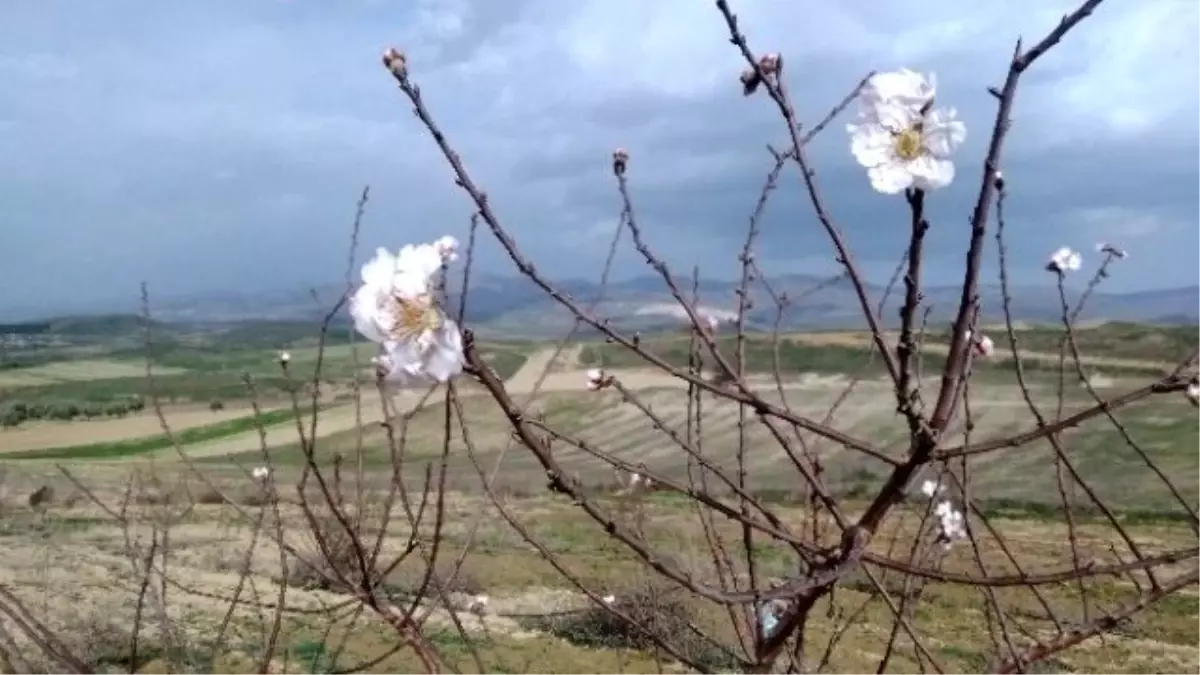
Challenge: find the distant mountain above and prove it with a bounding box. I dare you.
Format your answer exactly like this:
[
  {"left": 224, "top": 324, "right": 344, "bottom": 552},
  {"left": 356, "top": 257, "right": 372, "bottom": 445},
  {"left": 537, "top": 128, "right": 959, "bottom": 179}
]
[{"left": 7, "top": 275, "right": 1197, "bottom": 339}]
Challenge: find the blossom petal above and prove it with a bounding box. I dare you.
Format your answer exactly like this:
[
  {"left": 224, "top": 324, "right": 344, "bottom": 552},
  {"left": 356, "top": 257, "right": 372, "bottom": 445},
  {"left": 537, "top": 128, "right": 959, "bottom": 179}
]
[
  {"left": 871, "top": 101, "right": 921, "bottom": 134},
  {"left": 360, "top": 247, "right": 398, "bottom": 287},
  {"left": 422, "top": 321, "right": 465, "bottom": 382},
  {"left": 867, "top": 163, "right": 913, "bottom": 194},
  {"left": 864, "top": 69, "right": 936, "bottom": 109},
  {"left": 396, "top": 243, "right": 444, "bottom": 287},
  {"left": 922, "top": 109, "right": 967, "bottom": 158},
  {"left": 908, "top": 155, "right": 956, "bottom": 191},
  {"left": 350, "top": 284, "right": 389, "bottom": 343},
  {"left": 848, "top": 122, "right": 895, "bottom": 168}
]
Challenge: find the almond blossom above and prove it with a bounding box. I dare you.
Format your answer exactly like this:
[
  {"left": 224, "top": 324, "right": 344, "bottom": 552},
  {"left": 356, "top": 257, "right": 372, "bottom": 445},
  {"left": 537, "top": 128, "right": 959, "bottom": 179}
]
[
  {"left": 467, "top": 594, "right": 488, "bottom": 615},
  {"left": 433, "top": 235, "right": 460, "bottom": 263},
  {"left": 1046, "top": 247, "right": 1082, "bottom": 274},
  {"left": 846, "top": 69, "right": 966, "bottom": 194},
  {"left": 973, "top": 334, "right": 995, "bottom": 357},
  {"left": 251, "top": 466, "right": 271, "bottom": 482},
  {"left": 965, "top": 329, "right": 995, "bottom": 357},
  {"left": 586, "top": 368, "right": 608, "bottom": 391},
  {"left": 919, "top": 479, "right": 943, "bottom": 498},
  {"left": 350, "top": 239, "right": 464, "bottom": 385},
  {"left": 859, "top": 68, "right": 937, "bottom": 111},
  {"left": 1187, "top": 381, "right": 1199, "bottom": 407},
  {"left": 1095, "top": 242, "right": 1128, "bottom": 260},
  {"left": 934, "top": 500, "right": 967, "bottom": 550}
]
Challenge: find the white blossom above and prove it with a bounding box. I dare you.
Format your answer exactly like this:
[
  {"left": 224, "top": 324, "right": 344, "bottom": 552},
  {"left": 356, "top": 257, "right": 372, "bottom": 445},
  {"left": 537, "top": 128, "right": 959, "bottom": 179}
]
[
  {"left": 251, "top": 466, "right": 271, "bottom": 482},
  {"left": 433, "top": 235, "right": 460, "bottom": 263},
  {"left": 1096, "top": 242, "right": 1128, "bottom": 260},
  {"left": 859, "top": 69, "right": 937, "bottom": 113},
  {"left": 1187, "top": 382, "right": 1199, "bottom": 407},
  {"left": 278, "top": 351, "right": 291, "bottom": 365},
  {"left": 963, "top": 330, "right": 995, "bottom": 357},
  {"left": 973, "top": 334, "right": 995, "bottom": 357},
  {"left": 846, "top": 70, "right": 965, "bottom": 194},
  {"left": 704, "top": 314, "right": 721, "bottom": 332},
  {"left": 586, "top": 368, "right": 608, "bottom": 391},
  {"left": 601, "top": 594, "right": 617, "bottom": 605},
  {"left": 919, "top": 479, "right": 942, "bottom": 498},
  {"left": 468, "top": 594, "right": 488, "bottom": 615},
  {"left": 1046, "top": 247, "right": 1082, "bottom": 274},
  {"left": 934, "top": 500, "right": 967, "bottom": 549},
  {"left": 350, "top": 240, "right": 464, "bottom": 385}
]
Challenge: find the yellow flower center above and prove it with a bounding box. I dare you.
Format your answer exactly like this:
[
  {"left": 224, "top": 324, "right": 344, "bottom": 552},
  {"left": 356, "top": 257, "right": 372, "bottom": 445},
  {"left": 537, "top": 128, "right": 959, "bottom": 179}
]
[
  {"left": 384, "top": 292, "right": 443, "bottom": 341},
  {"left": 892, "top": 128, "right": 923, "bottom": 161}
]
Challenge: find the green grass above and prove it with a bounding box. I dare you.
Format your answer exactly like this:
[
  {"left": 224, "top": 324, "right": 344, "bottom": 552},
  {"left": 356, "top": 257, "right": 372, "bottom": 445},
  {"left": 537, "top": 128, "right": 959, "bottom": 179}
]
[
  {"left": 0, "top": 372, "right": 301, "bottom": 405},
  {"left": 2, "top": 407, "right": 306, "bottom": 460},
  {"left": 977, "top": 322, "right": 1197, "bottom": 362}
]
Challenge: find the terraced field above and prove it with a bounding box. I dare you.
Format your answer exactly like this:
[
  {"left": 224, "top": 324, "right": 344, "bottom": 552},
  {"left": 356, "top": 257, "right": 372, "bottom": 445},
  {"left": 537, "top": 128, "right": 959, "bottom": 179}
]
[
  {"left": 0, "top": 338, "right": 1195, "bottom": 673},
  {"left": 0, "top": 359, "right": 189, "bottom": 386},
  {"left": 6, "top": 341, "right": 1196, "bottom": 514},
  {"left": 0, "top": 404, "right": 276, "bottom": 454},
  {"left": 206, "top": 362, "right": 1197, "bottom": 512}
]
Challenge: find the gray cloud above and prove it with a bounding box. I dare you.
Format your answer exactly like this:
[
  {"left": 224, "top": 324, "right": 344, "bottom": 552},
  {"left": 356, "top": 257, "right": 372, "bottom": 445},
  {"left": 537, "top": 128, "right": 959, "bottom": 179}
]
[{"left": 1, "top": 0, "right": 1196, "bottom": 315}]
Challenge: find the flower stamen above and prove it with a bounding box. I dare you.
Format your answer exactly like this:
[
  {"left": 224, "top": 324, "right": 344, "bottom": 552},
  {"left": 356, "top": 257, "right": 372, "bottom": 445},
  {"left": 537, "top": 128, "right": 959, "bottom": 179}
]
[
  {"left": 384, "top": 292, "right": 443, "bottom": 343},
  {"left": 892, "top": 128, "right": 923, "bottom": 161}
]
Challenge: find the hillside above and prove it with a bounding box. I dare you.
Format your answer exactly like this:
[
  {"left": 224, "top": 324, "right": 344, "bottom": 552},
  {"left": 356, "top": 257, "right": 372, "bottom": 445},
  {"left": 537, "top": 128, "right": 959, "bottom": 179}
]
[{"left": 7, "top": 274, "right": 1196, "bottom": 339}]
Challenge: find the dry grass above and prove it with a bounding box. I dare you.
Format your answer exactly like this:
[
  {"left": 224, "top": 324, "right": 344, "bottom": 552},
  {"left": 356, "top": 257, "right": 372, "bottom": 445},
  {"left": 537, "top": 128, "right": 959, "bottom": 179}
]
[{"left": 0, "top": 463, "right": 1194, "bottom": 674}]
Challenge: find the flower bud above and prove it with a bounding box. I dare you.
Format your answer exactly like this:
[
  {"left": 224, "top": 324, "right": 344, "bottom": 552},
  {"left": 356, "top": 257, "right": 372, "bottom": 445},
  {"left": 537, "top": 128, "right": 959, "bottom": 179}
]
[{"left": 612, "top": 147, "right": 629, "bottom": 176}]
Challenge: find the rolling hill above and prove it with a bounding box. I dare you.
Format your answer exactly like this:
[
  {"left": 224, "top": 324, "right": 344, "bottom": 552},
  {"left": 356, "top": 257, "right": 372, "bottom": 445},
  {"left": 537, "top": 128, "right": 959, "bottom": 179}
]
[{"left": 4, "top": 274, "right": 1197, "bottom": 339}]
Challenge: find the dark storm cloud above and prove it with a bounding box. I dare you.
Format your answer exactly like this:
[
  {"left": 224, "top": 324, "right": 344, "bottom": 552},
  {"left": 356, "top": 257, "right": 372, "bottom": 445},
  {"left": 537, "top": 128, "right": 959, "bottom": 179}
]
[{"left": 1, "top": 0, "right": 1195, "bottom": 315}]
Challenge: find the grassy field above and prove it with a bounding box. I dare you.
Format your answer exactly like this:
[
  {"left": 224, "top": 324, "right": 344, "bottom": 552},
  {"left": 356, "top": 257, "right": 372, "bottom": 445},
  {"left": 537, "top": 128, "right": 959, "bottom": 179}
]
[
  {"left": 2, "top": 408, "right": 309, "bottom": 460},
  {"left": 0, "top": 318, "right": 1195, "bottom": 672},
  {"left": 201, "top": 376, "right": 1198, "bottom": 513},
  {"left": 0, "top": 467, "right": 1194, "bottom": 673},
  {"left": 580, "top": 328, "right": 1185, "bottom": 378},
  {"left": 0, "top": 403, "right": 281, "bottom": 454},
  {"left": 0, "top": 316, "right": 536, "bottom": 409},
  {"left": 0, "top": 359, "right": 190, "bottom": 387}
]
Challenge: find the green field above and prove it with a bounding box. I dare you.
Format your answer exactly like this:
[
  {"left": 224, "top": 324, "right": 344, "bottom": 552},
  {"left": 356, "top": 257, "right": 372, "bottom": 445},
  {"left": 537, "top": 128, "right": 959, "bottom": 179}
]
[{"left": 0, "top": 316, "right": 535, "bottom": 413}]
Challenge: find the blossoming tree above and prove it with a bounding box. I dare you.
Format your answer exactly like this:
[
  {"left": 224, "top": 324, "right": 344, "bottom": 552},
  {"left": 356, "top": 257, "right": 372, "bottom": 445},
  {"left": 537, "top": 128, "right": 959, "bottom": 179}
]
[
  {"left": 333, "top": 0, "right": 1197, "bottom": 670},
  {"left": 12, "top": 0, "right": 1194, "bottom": 673}
]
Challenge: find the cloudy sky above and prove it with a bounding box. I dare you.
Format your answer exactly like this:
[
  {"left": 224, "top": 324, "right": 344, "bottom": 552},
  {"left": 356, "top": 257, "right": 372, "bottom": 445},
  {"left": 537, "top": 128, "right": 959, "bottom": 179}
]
[{"left": 1, "top": 0, "right": 1196, "bottom": 315}]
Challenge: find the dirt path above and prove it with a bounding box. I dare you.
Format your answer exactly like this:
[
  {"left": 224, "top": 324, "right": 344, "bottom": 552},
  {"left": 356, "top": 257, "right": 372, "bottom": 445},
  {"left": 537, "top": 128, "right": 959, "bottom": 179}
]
[{"left": 503, "top": 345, "right": 585, "bottom": 393}]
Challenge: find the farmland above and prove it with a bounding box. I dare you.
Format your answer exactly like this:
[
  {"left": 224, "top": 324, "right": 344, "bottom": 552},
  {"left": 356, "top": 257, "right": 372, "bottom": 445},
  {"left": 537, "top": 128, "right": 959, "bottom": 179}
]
[
  {"left": 0, "top": 316, "right": 1195, "bottom": 672},
  {"left": 0, "top": 466, "right": 1195, "bottom": 673},
  {"left": 1, "top": 319, "right": 1195, "bottom": 508}
]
